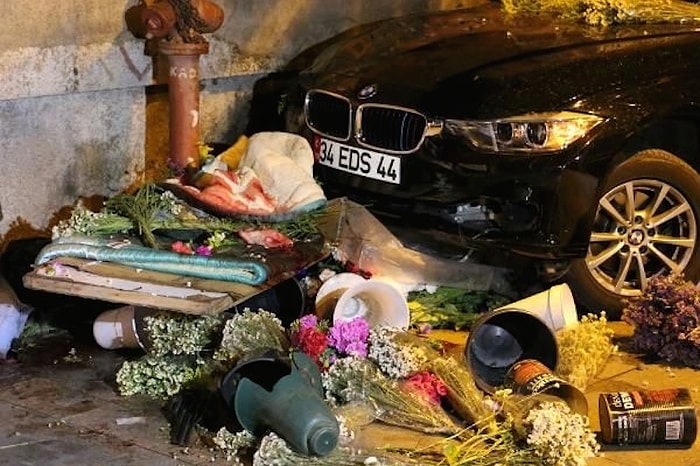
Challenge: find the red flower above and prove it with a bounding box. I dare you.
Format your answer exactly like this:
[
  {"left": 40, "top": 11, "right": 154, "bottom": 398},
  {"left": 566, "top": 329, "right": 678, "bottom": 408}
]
[
  {"left": 171, "top": 241, "right": 194, "bottom": 255},
  {"left": 296, "top": 326, "right": 329, "bottom": 366}
]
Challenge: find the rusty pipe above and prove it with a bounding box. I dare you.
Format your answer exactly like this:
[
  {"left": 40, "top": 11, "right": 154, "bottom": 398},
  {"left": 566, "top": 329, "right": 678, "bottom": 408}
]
[{"left": 125, "top": 0, "right": 224, "bottom": 172}]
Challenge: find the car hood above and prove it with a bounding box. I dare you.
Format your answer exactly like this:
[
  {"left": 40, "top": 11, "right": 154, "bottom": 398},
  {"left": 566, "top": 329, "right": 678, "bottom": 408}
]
[{"left": 301, "top": 2, "right": 699, "bottom": 117}]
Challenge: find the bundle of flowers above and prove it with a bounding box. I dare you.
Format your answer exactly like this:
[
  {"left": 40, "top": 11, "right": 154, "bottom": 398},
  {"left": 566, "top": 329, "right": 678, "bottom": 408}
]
[
  {"left": 116, "top": 310, "right": 224, "bottom": 399},
  {"left": 52, "top": 184, "right": 323, "bottom": 250},
  {"left": 407, "top": 286, "right": 509, "bottom": 331},
  {"left": 288, "top": 314, "right": 370, "bottom": 370},
  {"left": 523, "top": 400, "right": 600, "bottom": 465},
  {"left": 430, "top": 356, "right": 494, "bottom": 428},
  {"left": 555, "top": 311, "right": 617, "bottom": 389},
  {"left": 143, "top": 311, "right": 223, "bottom": 357},
  {"left": 116, "top": 354, "right": 215, "bottom": 399},
  {"left": 502, "top": 0, "right": 700, "bottom": 27},
  {"left": 622, "top": 273, "right": 700, "bottom": 367},
  {"left": 214, "top": 309, "right": 290, "bottom": 364},
  {"left": 321, "top": 356, "right": 460, "bottom": 435}
]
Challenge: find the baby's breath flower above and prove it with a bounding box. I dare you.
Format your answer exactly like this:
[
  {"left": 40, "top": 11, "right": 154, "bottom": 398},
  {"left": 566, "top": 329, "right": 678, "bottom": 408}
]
[
  {"left": 51, "top": 202, "right": 131, "bottom": 239},
  {"left": 525, "top": 401, "right": 599, "bottom": 466},
  {"left": 144, "top": 311, "right": 223, "bottom": 357},
  {"left": 212, "top": 427, "right": 257, "bottom": 463},
  {"left": 115, "top": 355, "right": 213, "bottom": 399},
  {"left": 214, "top": 310, "right": 289, "bottom": 363},
  {"left": 367, "top": 327, "right": 429, "bottom": 378},
  {"left": 556, "top": 312, "right": 616, "bottom": 390}
]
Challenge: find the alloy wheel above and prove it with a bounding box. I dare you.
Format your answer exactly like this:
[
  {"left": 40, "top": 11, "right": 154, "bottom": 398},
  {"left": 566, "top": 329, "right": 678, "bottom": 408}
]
[{"left": 585, "top": 178, "right": 696, "bottom": 297}]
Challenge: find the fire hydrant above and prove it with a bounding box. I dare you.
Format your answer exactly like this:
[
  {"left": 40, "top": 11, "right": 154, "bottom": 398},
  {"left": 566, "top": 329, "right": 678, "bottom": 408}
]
[{"left": 125, "top": 0, "right": 224, "bottom": 172}]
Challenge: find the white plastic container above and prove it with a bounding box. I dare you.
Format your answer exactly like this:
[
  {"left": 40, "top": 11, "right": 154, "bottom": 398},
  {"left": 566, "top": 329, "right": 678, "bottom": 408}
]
[
  {"left": 495, "top": 283, "right": 578, "bottom": 332},
  {"left": 314, "top": 272, "right": 367, "bottom": 320},
  {"left": 332, "top": 279, "right": 410, "bottom": 329},
  {"left": 92, "top": 305, "right": 145, "bottom": 350}
]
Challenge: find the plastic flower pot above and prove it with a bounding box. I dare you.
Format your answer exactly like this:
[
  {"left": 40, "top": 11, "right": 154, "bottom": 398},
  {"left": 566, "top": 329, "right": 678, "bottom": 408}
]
[
  {"left": 233, "top": 276, "right": 307, "bottom": 327},
  {"left": 219, "top": 350, "right": 339, "bottom": 456}
]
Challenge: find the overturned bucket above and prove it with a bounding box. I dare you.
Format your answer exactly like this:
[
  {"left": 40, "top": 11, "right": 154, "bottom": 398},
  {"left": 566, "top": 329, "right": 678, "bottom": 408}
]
[
  {"left": 495, "top": 283, "right": 578, "bottom": 332},
  {"left": 465, "top": 308, "right": 558, "bottom": 393},
  {"left": 233, "top": 276, "right": 306, "bottom": 327},
  {"left": 219, "top": 350, "right": 339, "bottom": 456}
]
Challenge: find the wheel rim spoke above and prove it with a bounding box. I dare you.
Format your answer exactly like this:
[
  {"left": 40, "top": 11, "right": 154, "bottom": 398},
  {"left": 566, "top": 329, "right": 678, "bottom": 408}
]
[
  {"left": 651, "top": 234, "right": 695, "bottom": 249},
  {"left": 589, "top": 231, "right": 623, "bottom": 242},
  {"left": 599, "top": 197, "right": 629, "bottom": 226},
  {"left": 649, "top": 203, "right": 691, "bottom": 228},
  {"left": 588, "top": 242, "right": 624, "bottom": 269},
  {"left": 648, "top": 184, "right": 670, "bottom": 218},
  {"left": 612, "top": 252, "right": 635, "bottom": 293},
  {"left": 648, "top": 244, "right": 685, "bottom": 274},
  {"left": 634, "top": 252, "right": 649, "bottom": 290},
  {"left": 624, "top": 182, "right": 636, "bottom": 220}
]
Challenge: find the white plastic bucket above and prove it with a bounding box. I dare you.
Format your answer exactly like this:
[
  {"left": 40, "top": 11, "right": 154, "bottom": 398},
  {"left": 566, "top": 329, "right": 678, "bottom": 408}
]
[
  {"left": 496, "top": 283, "right": 578, "bottom": 332},
  {"left": 314, "top": 272, "right": 367, "bottom": 320},
  {"left": 332, "top": 279, "right": 410, "bottom": 329}
]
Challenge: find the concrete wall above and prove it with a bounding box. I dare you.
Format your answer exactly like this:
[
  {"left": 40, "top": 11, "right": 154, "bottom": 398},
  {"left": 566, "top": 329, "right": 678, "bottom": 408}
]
[{"left": 0, "top": 0, "right": 473, "bottom": 246}]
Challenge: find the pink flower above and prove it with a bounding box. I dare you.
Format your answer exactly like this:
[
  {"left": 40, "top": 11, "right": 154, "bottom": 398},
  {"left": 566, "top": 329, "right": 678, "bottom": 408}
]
[
  {"left": 403, "top": 371, "right": 448, "bottom": 404},
  {"left": 299, "top": 314, "right": 319, "bottom": 330}
]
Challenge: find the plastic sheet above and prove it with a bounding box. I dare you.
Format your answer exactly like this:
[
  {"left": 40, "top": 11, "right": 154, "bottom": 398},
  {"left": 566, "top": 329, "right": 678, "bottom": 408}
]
[{"left": 316, "top": 198, "right": 514, "bottom": 295}]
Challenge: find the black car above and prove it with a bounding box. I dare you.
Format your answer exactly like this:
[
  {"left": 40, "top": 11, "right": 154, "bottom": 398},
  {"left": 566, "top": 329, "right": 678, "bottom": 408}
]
[{"left": 249, "top": 1, "right": 700, "bottom": 316}]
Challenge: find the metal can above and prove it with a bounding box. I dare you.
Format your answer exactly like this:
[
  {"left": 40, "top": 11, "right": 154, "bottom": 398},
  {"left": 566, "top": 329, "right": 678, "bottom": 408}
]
[
  {"left": 599, "top": 389, "right": 697, "bottom": 445},
  {"left": 504, "top": 358, "right": 589, "bottom": 416}
]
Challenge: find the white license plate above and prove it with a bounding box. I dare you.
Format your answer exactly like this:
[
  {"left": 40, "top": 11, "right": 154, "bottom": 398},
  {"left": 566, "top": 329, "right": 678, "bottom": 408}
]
[{"left": 315, "top": 138, "right": 401, "bottom": 184}]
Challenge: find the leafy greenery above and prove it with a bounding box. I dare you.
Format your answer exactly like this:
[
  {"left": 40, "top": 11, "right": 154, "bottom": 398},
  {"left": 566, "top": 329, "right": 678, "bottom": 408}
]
[{"left": 408, "top": 287, "right": 509, "bottom": 330}]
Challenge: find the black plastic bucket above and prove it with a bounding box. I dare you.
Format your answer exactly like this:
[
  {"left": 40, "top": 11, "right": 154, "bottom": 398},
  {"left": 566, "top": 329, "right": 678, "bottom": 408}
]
[
  {"left": 599, "top": 389, "right": 697, "bottom": 446},
  {"left": 233, "top": 277, "right": 306, "bottom": 327},
  {"left": 465, "top": 308, "right": 558, "bottom": 393}
]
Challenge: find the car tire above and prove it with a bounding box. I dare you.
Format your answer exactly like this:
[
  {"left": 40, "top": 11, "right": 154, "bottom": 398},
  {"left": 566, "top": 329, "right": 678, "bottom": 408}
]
[{"left": 566, "top": 149, "right": 700, "bottom": 319}]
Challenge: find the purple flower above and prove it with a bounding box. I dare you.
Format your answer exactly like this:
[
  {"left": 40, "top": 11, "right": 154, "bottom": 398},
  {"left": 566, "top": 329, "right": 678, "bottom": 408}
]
[
  {"left": 195, "top": 245, "right": 213, "bottom": 256},
  {"left": 329, "top": 317, "right": 370, "bottom": 358},
  {"left": 622, "top": 273, "right": 700, "bottom": 368}
]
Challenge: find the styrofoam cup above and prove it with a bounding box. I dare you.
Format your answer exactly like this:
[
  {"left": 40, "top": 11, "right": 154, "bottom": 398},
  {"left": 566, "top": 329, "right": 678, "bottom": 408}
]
[
  {"left": 496, "top": 283, "right": 578, "bottom": 332},
  {"left": 333, "top": 279, "right": 409, "bottom": 329}
]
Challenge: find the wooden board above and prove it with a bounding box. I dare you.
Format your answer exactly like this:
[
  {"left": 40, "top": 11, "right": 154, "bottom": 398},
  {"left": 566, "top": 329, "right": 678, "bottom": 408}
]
[{"left": 23, "top": 235, "right": 331, "bottom": 316}]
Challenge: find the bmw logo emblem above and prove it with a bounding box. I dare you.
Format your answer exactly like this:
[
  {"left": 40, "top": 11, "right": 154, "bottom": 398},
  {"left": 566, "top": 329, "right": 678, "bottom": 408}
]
[{"left": 357, "top": 83, "right": 378, "bottom": 100}]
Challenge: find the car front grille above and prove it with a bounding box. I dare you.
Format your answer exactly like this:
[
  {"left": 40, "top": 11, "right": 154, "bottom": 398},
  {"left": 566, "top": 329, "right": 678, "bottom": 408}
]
[
  {"left": 304, "top": 90, "right": 352, "bottom": 141},
  {"left": 356, "top": 104, "right": 427, "bottom": 153},
  {"left": 304, "top": 89, "right": 428, "bottom": 154}
]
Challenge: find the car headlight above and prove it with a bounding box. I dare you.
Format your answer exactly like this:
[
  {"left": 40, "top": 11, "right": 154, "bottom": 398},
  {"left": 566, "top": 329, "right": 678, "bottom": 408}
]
[{"left": 443, "top": 111, "right": 604, "bottom": 153}]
